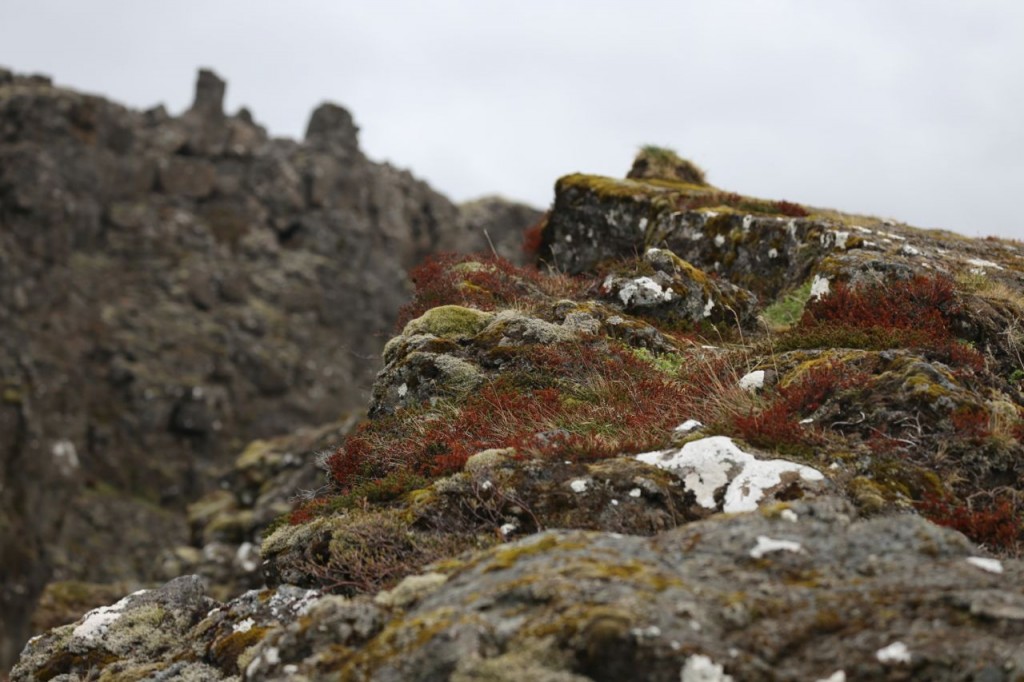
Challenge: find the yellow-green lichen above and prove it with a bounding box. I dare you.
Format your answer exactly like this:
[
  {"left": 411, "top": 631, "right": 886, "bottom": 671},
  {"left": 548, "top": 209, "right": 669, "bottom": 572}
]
[
  {"left": 402, "top": 305, "right": 494, "bottom": 339},
  {"left": 485, "top": 535, "right": 584, "bottom": 572},
  {"left": 209, "top": 626, "right": 271, "bottom": 673}
]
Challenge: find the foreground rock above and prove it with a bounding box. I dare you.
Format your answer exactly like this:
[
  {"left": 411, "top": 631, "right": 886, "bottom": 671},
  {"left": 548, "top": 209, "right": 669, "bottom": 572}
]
[
  {"left": 12, "top": 499, "right": 1023, "bottom": 681},
  {"left": 0, "top": 67, "right": 538, "bottom": 668}
]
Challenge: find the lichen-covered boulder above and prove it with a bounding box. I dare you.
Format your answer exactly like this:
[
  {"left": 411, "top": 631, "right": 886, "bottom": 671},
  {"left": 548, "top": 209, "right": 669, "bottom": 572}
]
[
  {"left": 13, "top": 500, "right": 1022, "bottom": 681},
  {"left": 11, "top": 576, "right": 217, "bottom": 681},
  {"left": 330, "top": 499, "right": 1023, "bottom": 681},
  {"left": 542, "top": 174, "right": 840, "bottom": 297},
  {"left": 599, "top": 247, "right": 759, "bottom": 329}
]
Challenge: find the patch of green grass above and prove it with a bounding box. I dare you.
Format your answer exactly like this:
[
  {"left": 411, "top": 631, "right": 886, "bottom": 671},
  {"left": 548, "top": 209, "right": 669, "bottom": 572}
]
[
  {"left": 629, "top": 346, "right": 687, "bottom": 375},
  {"left": 763, "top": 280, "right": 813, "bottom": 329}
]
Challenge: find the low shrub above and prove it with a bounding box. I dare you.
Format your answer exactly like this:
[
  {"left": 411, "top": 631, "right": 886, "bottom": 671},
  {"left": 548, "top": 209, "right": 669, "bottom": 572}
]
[
  {"left": 322, "top": 341, "right": 697, "bottom": 506},
  {"left": 397, "top": 253, "right": 590, "bottom": 327},
  {"left": 731, "top": 361, "right": 866, "bottom": 456},
  {"left": 780, "top": 274, "right": 984, "bottom": 370},
  {"left": 917, "top": 492, "right": 1022, "bottom": 552}
]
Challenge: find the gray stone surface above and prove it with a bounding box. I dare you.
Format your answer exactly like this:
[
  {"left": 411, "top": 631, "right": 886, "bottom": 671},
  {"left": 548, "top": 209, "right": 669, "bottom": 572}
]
[
  {"left": 11, "top": 499, "right": 1024, "bottom": 681},
  {"left": 0, "top": 67, "right": 538, "bottom": 668}
]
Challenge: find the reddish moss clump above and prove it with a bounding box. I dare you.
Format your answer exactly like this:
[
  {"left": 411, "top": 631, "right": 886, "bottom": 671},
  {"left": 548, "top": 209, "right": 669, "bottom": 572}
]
[
  {"left": 781, "top": 275, "right": 984, "bottom": 370},
  {"left": 732, "top": 361, "right": 866, "bottom": 456},
  {"left": 321, "top": 341, "right": 696, "bottom": 506},
  {"left": 773, "top": 200, "right": 810, "bottom": 217},
  {"left": 396, "top": 252, "right": 590, "bottom": 327},
  {"left": 522, "top": 214, "right": 548, "bottom": 256},
  {"left": 917, "top": 492, "right": 1022, "bottom": 551}
]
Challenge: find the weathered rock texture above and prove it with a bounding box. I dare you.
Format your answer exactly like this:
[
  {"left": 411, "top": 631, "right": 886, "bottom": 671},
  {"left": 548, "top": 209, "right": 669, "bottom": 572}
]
[
  {"left": 8, "top": 106, "right": 1024, "bottom": 678},
  {"left": 11, "top": 499, "right": 1024, "bottom": 681},
  {"left": 0, "top": 67, "right": 539, "bottom": 669}
]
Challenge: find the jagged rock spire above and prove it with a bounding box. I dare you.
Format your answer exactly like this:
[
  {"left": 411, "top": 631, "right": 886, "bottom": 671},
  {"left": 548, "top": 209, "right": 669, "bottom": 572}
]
[
  {"left": 305, "top": 102, "right": 359, "bottom": 152},
  {"left": 189, "top": 68, "right": 226, "bottom": 120}
]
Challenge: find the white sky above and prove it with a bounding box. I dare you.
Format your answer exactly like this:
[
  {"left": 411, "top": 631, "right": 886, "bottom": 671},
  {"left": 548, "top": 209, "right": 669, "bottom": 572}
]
[{"left": 3, "top": 1, "right": 1023, "bottom": 238}]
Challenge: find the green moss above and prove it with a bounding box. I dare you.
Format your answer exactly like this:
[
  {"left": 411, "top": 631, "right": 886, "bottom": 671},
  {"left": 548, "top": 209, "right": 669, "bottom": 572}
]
[
  {"left": 763, "top": 280, "right": 814, "bottom": 329},
  {"left": 629, "top": 347, "right": 686, "bottom": 375},
  {"left": 557, "top": 173, "right": 666, "bottom": 203},
  {"left": 402, "top": 305, "right": 494, "bottom": 339}
]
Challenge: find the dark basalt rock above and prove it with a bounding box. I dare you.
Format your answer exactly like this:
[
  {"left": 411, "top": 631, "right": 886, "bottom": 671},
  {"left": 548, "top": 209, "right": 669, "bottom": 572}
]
[{"left": 0, "top": 67, "right": 538, "bottom": 668}]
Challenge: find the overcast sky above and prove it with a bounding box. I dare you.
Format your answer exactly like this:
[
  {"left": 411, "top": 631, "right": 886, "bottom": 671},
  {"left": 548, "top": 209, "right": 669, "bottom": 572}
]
[{"left": 3, "top": 1, "right": 1023, "bottom": 238}]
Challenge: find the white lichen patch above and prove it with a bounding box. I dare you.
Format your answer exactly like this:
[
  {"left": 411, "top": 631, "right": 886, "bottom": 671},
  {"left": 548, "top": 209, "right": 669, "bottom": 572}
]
[
  {"left": 499, "top": 522, "right": 518, "bottom": 537},
  {"left": 235, "top": 542, "right": 260, "bottom": 573},
  {"left": 247, "top": 646, "right": 281, "bottom": 677},
  {"left": 397, "top": 383, "right": 408, "bottom": 397},
  {"left": 629, "top": 488, "right": 642, "bottom": 498},
  {"left": 742, "top": 215, "right": 753, "bottom": 231},
  {"left": 749, "top": 535, "right": 803, "bottom": 559},
  {"left": 780, "top": 508, "right": 799, "bottom": 523},
  {"left": 900, "top": 244, "right": 921, "bottom": 256},
  {"left": 674, "top": 419, "right": 703, "bottom": 433},
  {"left": 810, "top": 274, "right": 830, "bottom": 300},
  {"left": 703, "top": 297, "right": 715, "bottom": 318},
  {"left": 965, "top": 556, "right": 1004, "bottom": 574},
  {"left": 681, "top": 653, "right": 734, "bottom": 682},
  {"left": 714, "top": 234, "right": 726, "bottom": 247},
  {"left": 51, "top": 438, "right": 80, "bottom": 477},
  {"left": 569, "top": 478, "right": 589, "bottom": 493},
  {"left": 815, "top": 672, "right": 846, "bottom": 682},
  {"left": 234, "top": 617, "right": 255, "bottom": 633},
  {"left": 876, "top": 641, "right": 912, "bottom": 664},
  {"left": 636, "top": 436, "right": 824, "bottom": 513},
  {"left": 613, "top": 276, "right": 675, "bottom": 307},
  {"left": 738, "top": 370, "right": 765, "bottom": 392},
  {"left": 267, "top": 587, "right": 320, "bottom": 620},
  {"left": 822, "top": 230, "right": 850, "bottom": 250},
  {"left": 71, "top": 592, "right": 143, "bottom": 642},
  {"left": 767, "top": 248, "right": 778, "bottom": 259},
  {"left": 965, "top": 257, "right": 1004, "bottom": 270}
]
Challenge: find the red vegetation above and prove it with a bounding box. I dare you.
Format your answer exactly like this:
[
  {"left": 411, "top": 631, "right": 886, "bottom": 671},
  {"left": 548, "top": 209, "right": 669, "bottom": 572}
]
[
  {"left": 324, "top": 342, "right": 695, "bottom": 499},
  {"left": 732, "top": 361, "right": 866, "bottom": 453},
  {"left": 790, "top": 275, "right": 984, "bottom": 370},
  {"left": 950, "top": 405, "right": 991, "bottom": 444},
  {"left": 522, "top": 215, "right": 548, "bottom": 256},
  {"left": 917, "top": 492, "right": 1022, "bottom": 551},
  {"left": 289, "top": 498, "right": 330, "bottom": 525},
  {"left": 773, "top": 200, "right": 810, "bottom": 217},
  {"left": 396, "top": 253, "right": 591, "bottom": 328}
]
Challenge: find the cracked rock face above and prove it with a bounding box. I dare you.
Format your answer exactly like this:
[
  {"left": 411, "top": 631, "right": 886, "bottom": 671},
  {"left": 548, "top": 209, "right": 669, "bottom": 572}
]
[{"left": 0, "top": 67, "right": 538, "bottom": 668}]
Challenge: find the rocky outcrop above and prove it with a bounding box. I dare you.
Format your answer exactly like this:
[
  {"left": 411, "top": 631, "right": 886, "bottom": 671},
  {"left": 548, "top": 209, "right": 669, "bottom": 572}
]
[
  {"left": 9, "top": 133, "right": 1024, "bottom": 677},
  {"left": 0, "top": 68, "right": 538, "bottom": 668}
]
